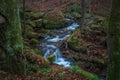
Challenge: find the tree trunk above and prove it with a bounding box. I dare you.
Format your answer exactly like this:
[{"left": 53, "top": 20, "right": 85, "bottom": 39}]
[
  {"left": 81, "top": 0, "right": 91, "bottom": 32},
  {"left": 81, "top": 0, "right": 85, "bottom": 31},
  {"left": 107, "top": 0, "right": 120, "bottom": 80},
  {"left": 0, "top": 0, "right": 25, "bottom": 75},
  {"left": 23, "top": 0, "right": 26, "bottom": 37}
]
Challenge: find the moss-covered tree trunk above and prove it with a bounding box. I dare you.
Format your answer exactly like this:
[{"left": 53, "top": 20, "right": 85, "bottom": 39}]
[
  {"left": 0, "top": 0, "right": 25, "bottom": 75},
  {"left": 107, "top": 0, "right": 120, "bottom": 80}
]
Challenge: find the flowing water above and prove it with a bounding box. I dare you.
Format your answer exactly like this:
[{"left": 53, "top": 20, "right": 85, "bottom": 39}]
[{"left": 38, "top": 19, "right": 79, "bottom": 67}]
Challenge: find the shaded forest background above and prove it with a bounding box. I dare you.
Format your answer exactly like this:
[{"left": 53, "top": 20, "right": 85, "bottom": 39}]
[{"left": 1, "top": 0, "right": 120, "bottom": 80}]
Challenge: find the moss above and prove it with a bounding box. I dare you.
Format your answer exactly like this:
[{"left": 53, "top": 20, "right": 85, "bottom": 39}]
[
  {"left": 43, "top": 16, "right": 67, "bottom": 29},
  {"left": 38, "top": 67, "right": 55, "bottom": 75},
  {"left": 46, "top": 54, "right": 55, "bottom": 63},
  {"left": 67, "top": 34, "right": 87, "bottom": 53},
  {"left": 30, "top": 38, "right": 39, "bottom": 44},
  {"left": 67, "top": 34, "right": 78, "bottom": 46},
  {"left": 44, "top": 20, "right": 66, "bottom": 29},
  {"left": 97, "top": 59, "right": 104, "bottom": 64},
  {"left": 67, "top": 35, "right": 78, "bottom": 50},
  {"left": 34, "top": 19, "right": 43, "bottom": 28},
  {"left": 26, "top": 63, "right": 40, "bottom": 75},
  {"left": 72, "top": 12, "right": 81, "bottom": 19},
  {"left": 66, "top": 3, "right": 81, "bottom": 13},
  {"left": 26, "top": 11, "right": 45, "bottom": 20},
  {"left": 78, "top": 57, "right": 105, "bottom": 68},
  {"left": 0, "top": 0, "right": 25, "bottom": 74},
  {"left": 24, "top": 47, "right": 50, "bottom": 66},
  {"left": 33, "top": 48, "right": 42, "bottom": 55},
  {"left": 64, "top": 13, "right": 74, "bottom": 19},
  {"left": 25, "top": 25, "right": 34, "bottom": 31},
  {"left": 26, "top": 20, "right": 36, "bottom": 28},
  {"left": 45, "top": 59, "right": 50, "bottom": 65},
  {"left": 30, "top": 11, "right": 45, "bottom": 18},
  {"left": 90, "top": 25, "right": 102, "bottom": 31},
  {"left": 79, "top": 46, "right": 88, "bottom": 53},
  {"left": 58, "top": 72, "right": 64, "bottom": 80},
  {"left": 26, "top": 31, "right": 40, "bottom": 39},
  {"left": 108, "top": 0, "right": 120, "bottom": 79},
  {"left": 101, "top": 20, "right": 109, "bottom": 27},
  {"left": 63, "top": 3, "right": 81, "bottom": 20},
  {"left": 70, "top": 65, "right": 100, "bottom": 80},
  {"left": 93, "top": 17, "right": 103, "bottom": 24}
]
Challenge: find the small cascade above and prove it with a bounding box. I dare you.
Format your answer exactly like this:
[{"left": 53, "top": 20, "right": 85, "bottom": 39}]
[
  {"left": 47, "top": 34, "right": 70, "bottom": 42},
  {"left": 54, "top": 49, "right": 62, "bottom": 59},
  {"left": 38, "top": 19, "right": 79, "bottom": 67},
  {"left": 53, "top": 49, "right": 71, "bottom": 67}
]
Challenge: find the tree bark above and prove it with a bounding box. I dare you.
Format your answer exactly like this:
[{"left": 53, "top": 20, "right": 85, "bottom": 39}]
[
  {"left": 81, "top": 0, "right": 91, "bottom": 32},
  {"left": 0, "top": 0, "right": 25, "bottom": 75},
  {"left": 81, "top": 0, "right": 85, "bottom": 31},
  {"left": 107, "top": 0, "right": 120, "bottom": 80}
]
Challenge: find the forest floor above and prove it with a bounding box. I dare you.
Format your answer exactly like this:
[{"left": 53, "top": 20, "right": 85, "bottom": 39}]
[{"left": 0, "top": 0, "right": 110, "bottom": 80}]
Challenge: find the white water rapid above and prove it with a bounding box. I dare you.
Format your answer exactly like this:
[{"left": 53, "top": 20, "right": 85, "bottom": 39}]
[{"left": 38, "top": 20, "right": 79, "bottom": 67}]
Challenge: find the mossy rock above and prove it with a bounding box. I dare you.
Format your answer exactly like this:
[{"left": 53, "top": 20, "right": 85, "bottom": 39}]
[
  {"left": 66, "top": 3, "right": 81, "bottom": 13},
  {"left": 93, "top": 16, "right": 104, "bottom": 24},
  {"left": 63, "top": 3, "right": 81, "bottom": 20},
  {"left": 67, "top": 34, "right": 87, "bottom": 53},
  {"left": 67, "top": 35, "right": 78, "bottom": 45},
  {"left": 67, "top": 35, "right": 87, "bottom": 53},
  {"left": 63, "top": 12, "right": 81, "bottom": 20},
  {"left": 63, "top": 13, "right": 74, "bottom": 19},
  {"left": 46, "top": 54, "right": 55, "bottom": 63},
  {"left": 90, "top": 25, "right": 102, "bottom": 31},
  {"left": 67, "top": 35, "right": 79, "bottom": 51},
  {"left": 44, "top": 21, "right": 64, "bottom": 29},
  {"left": 26, "top": 20, "right": 36, "bottom": 28},
  {"left": 100, "top": 20, "right": 109, "bottom": 27},
  {"left": 68, "top": 42, "right": 87, "bottom": 53},
  {"left": 71, "top": 12, "right": 81, "bottom": 19},
  {"left": 27, "top": 11, "right": 45, "bottom": 20},
  {"left": 43, "top": 16, "right": 68, "bottom": 29},
  {"left": 34, "top": 19, "right": 43, "bottom": 28},
  {"left": 25, "top": 25, "right": 34, "bottom": 31},
  {"left": 33, "top": 48, "right": 42, "bottom": 55},
  {"left": 44, "top": 59, "right": 50, "bottom": 65},
  {"left": 26, "top": 63, "right": 40, "bottom": 75},
  {"left": 26, "top": 31, "right": 41, "bottom": 39},
  {"left": 30, "top": 38, "right": 39, "bottom": 44}
]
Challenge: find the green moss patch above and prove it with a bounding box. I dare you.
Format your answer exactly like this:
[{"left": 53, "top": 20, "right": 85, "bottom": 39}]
[
  {"left": 43, "top": 16, "right": 67, "bottom": 29},
  {"left": 67, "top": 34, "right": 87, "bottom": 53}
]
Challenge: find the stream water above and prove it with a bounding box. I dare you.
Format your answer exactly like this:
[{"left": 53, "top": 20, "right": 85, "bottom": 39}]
[{"left": 38, "top": 19, "right": 79, "bottom": 67}]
